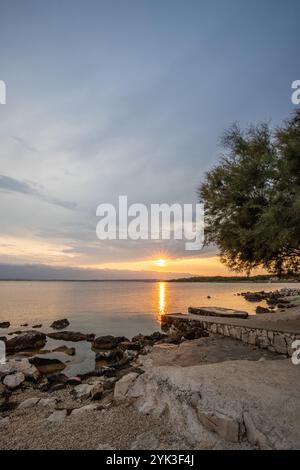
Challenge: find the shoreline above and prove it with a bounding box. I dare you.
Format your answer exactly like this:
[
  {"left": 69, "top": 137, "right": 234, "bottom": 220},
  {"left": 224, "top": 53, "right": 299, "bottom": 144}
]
[{"left": 1, "top": 287, "right": 300, "bottom": 450}]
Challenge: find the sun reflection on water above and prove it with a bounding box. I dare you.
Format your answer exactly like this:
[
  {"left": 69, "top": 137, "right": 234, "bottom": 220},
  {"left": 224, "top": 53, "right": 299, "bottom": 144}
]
[{"left": 158, "top": 281, "right": 167, "bottom": 318}]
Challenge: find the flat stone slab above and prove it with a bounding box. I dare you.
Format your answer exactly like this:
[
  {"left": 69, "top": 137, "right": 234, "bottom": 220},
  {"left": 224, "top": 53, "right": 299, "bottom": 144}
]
[{"left": 188, "top": 306, "right": 248, "bottom": 319}]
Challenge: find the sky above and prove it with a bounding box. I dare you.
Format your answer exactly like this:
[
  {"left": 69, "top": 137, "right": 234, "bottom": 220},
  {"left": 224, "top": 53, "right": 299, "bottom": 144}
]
[{"left": 0, "top": 0, "right": 299, "bottom": 278}]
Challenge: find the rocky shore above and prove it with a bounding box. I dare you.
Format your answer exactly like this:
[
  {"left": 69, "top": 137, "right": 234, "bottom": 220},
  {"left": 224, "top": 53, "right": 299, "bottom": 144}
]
[{"left": 0, "top": 287, "right": 300, "bottom": 450}]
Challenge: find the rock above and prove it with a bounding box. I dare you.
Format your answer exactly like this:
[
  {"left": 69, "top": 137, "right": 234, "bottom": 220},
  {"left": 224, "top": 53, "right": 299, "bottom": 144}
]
[
  {"left": 67, "top": 376, "right": 81, "bottom": 386},
  {"left": 243, "top": 292, "right": 265, "bottom": 302},
  {"left": 47, "top": 409, "right": 67, "bottom": 424},
  {"left": 119, "top": 341, "right": 142, "bottom": 351},
  {"left": 47, "top": 331, "right": 94, "bottom": 342},
  {"left": 38, "top": 398, "right": 57, "bottom": 407},
  {"left": 72, "top": 383, "right": 93, "bottom": 400},
  {"left": 131, "top": 332, "right": 167, "bottom": 347},
  {"left": 29, "top": 356, "right": 66, "bottom": 374},
  {"left": 95, "top": 350, "right": 122, "bottom": 362},
  {"left": 92, "top": 335, "right": 129, "bottom": 350},
  {"left": 0, "top": 322, "right": 10, "bottom": 328},
  {"left": 6, "top": 331, "right": 46, "bottom": 353},
  {"left": 32, "top": 324, "right": 42, "bottom": 329},
  {"left": 256, "top": 306, "right": 272, "bottom": 314},
  {"left": 71, "top": 404, "right": 98, "bottom": 415},
  {"left": 50, "top": 319, "right": 70, "bottom": 330},
  {"left": 52, "top": 345, "right": 76, "bottom": 356},
  {"left": 0, "top": 358, "right": 40, "bottom": 381},
  {"left": 197, "top": 409, "right": 240, "bottom": 442},
  {"left": 114, "top": 372, "right": 139, "bottom": 402},
  {"left": 243, "top": 412, "right": 272, "bottom": 449},
  {"left": 3, "top": 372, "right": 25, "bottom": 389},
  {"left": 123, "top": 349, "right": 139, "bottom": 360},
  {"left": 49, "top": 383, "right": 66, "bottom": 392},
  {"left": 90, "top": 382, "right": 104, "bottom": 400},
  {"left": 20, "top": 323, "right": 28, "bottom": 327},
  {"left": 18, "top": 397, "right": 40, "bottom": 409}
]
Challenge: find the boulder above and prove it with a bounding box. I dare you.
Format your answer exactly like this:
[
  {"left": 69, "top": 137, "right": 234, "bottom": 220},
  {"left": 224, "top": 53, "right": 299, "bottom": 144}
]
[
  {"left": 18, "top": 397, "right": 40, "bottom": 409},
  {"left": 29, "top": 356, "right": 66, "bottom": 374},
  {"left": 67, "top": 376, "right": 81, "bottom": 386},
  {"left": 47, "top": 409, "right": 67, "bottom": 424},
  {"left": 92, "top": 335, "right": 129, "bottom": 350},
  {"left": 0, "top": 358, "right": 40, "bottom": 381},
  {"left": 50, "top": 319, "right": 70, "bottom": 330},
  {"left": 32, "top": 324, "right": 42, "bottom": 329},
  {"left": 119, "top": 341, "right": 142, "bottom": 351},
  {"left": 90, "top": 381, "right": 104, "bottom": 400},
  {"left": 114, "top": 372, "right": 139, "bottom": 402},
  {"left": 256, "top": 306, "right": 272, "bottom": 314},
  {"left": 47, "top": 331, "right": 94, "bottom": 342},
  {"left": 0, "top": 322, "right": 10, "bottom": 328},
  {"left": 6, "top": 331, "right": 46, "bottom": 353},
  {"left": 72, "top": 383, "right": 93, "bottom": 400},
  {"left": 71, "top": 404, "right": 98, "bottom": 415},
  {"left": 38, "top": 398, "right": 58, "bottom": 407},
  {"left": 95, "top": 350, "right": 122, "bottom": 362},
  {"left": 3, "top": 372, "right": 25, "bottom": 389}
]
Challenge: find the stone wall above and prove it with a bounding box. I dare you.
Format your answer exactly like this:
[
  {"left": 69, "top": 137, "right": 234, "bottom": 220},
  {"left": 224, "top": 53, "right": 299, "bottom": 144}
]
[{"left": 161, "top": 315, "right": 300, "bottom": 357}]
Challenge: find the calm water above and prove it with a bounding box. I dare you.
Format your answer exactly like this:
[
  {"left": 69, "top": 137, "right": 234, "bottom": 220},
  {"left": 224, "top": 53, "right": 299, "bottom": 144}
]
[{"left": 1, "top": 281, "right": 299, "bottom": 375}]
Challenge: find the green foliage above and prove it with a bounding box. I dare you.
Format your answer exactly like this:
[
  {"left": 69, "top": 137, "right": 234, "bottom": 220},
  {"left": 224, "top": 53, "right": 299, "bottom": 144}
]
[{"left": 198, "top": 110, "right": 300, "bottom": 276}]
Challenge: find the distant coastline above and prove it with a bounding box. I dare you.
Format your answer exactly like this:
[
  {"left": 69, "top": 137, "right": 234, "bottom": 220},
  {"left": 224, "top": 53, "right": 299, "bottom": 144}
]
[
  {"left": 0, "top": 275, "right": 299, "bottom": 282},
  {"left": 168, "top": 275, "right": 300, "bottom": 283}
]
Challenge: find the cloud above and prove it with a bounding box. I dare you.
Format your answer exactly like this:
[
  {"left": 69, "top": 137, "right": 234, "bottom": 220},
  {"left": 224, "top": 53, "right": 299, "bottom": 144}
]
[
  {"left": 0, "top": 263, "right": 191, "bottom": 280},
  {"left": 0, "top": 174, "right": 77, "bottom": 210}
]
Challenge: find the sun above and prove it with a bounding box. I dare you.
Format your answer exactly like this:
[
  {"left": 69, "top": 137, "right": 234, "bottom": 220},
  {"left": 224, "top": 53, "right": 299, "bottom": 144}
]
[{"left": 155, "top": 258, "right": 167, "bottom": 267}]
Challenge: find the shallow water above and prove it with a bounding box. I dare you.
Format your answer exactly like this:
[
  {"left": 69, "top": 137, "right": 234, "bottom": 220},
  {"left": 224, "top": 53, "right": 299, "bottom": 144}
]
[{"left": 1, "top": 281, "right": 299, "bottom": 375}]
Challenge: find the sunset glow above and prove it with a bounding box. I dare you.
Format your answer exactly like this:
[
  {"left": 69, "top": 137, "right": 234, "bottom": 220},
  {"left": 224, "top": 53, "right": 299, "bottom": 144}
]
[{"left": 155, "top": 258, "right": 167, "bottom": 267}]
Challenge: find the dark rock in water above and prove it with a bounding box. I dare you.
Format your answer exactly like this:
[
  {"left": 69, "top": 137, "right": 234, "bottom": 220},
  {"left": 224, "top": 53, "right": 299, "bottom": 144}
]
[
  {"left": 0, "top": 322, "right": 10, "bottom": 328},
  {"left": 131, "top": 331, "right": 167, "bottom": 347},
  {"left": 243, "top": 292, "right": 265, "bottom": 302},
  {"left": 67, "top": 376, "right": 81, "bottom": 386},
  {"left": 92, "top": 335, "right": 129, "bottom": 350},
  {"left": 95, "top": 350, "right": 122, "bottom": 362},
  {"left": 47, "top": 373, "right": 68, "bottom": 384},
  {"left": 256, "top": 306, "right": 272, "bottom": 314},
  {"left": 52, "top": 345, "right": 76, "bottom": 356},
  {"left": 29, "top": 356, "right": 66, "bottom": 374},
  {"left": 119, "top": 341, "right": 142, "bottom": 351},
  {"left": 50, "top": 318, "right": 70, "bottom": 330},
  {"left": 6, "top": 331, "right": 47, "bottom": 353},
  {"left": 47, "top": 331, "right": 95, "bottom": 342},
  {"left": 49, "top": 383, "right": 66, "bottom": 392},
  {"left": 42, "top": 373, "right": 69, "bottom": 392},
  {"left": 32, "top": 324, "right": 42, "bottom": 329}
]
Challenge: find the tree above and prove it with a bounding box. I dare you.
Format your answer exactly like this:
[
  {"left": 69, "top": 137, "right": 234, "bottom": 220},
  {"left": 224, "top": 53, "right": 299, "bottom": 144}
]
[{"left": 198, "top": 110, "right": 300, "bottom": 276}]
